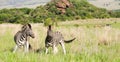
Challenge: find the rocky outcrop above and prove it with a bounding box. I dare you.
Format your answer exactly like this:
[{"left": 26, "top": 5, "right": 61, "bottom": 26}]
[{"left": 52, "top": 0, "right": 72, "bottom": 14}]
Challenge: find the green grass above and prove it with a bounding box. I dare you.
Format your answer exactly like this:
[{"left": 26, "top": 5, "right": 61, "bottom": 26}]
[{"left": 0, "top": 19, "right": 120, "bottom": 62}]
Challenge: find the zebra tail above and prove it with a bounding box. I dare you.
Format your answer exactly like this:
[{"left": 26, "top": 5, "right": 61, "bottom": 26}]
[{"left": 64, "top": 38, "right": 76, "bottom": 43}]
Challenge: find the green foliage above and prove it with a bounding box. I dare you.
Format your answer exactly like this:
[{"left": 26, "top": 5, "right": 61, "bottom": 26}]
[
  {"left": 109, "top": 9, "right": 120, "bottom": 18},
  {"left": 0, "top": 8, "right": 32, "bottom": 23},
  {"left": 0, "top": 13, "right": 12, "bottom": 22},
  {"left": 30, "top": 6, "right": 52, "bottom": 23},
  {"left": 44, "top": 18, "right": 53, "bottom": 26},
  {"left": 0, "top": 0, "right": 119, "bottom": 23}
]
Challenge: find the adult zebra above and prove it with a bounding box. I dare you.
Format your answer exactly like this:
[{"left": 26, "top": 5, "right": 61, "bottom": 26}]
[{"left": 13, "top": 24, "right": 35, "bottom": 53}]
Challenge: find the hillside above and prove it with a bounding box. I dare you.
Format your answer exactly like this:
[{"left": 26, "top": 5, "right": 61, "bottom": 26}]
[
  {"left": 0, "top": 0, "right": 119, "bottom": 10},
  {"left": 0, "top": 0, "right": 113, "bottom": 24}
]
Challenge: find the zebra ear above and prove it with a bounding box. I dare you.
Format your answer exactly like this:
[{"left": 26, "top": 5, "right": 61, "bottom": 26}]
[
  {"left": 27, "top": 23, "right": 32, "bottom": 29},
  {"left": 21, "top": 24, "right": 27, "bottom": 31}
]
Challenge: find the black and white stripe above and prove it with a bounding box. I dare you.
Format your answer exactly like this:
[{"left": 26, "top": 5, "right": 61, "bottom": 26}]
[
  {"left": 14, "top": 31, "right": 26, "bottom": 46},
  {"left": 45, "top": 25, "right": 75, "bottom": 54},
  {"left": 13, "top": 24, "right": 35, "bottom": 53}
]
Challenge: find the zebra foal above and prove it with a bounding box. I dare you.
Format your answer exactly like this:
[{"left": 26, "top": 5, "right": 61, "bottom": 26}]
[
  {"left": 13, "top": 24, "right": 35, "bottom": 53},
  {"left": 45, "top": 25, "right": 76, "bottom": 54}
]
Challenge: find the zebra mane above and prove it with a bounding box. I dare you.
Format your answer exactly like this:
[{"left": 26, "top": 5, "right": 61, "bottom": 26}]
[{"left": 21, "top": 23, "right": 32, "bottom": 31}]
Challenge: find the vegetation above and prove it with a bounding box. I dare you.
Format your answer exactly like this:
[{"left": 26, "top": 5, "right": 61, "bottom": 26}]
[
  {"left": 0, "top": 0, "right": 119, "bottom": 24},
  {"left": 109, "top": 9, "right": 120, "bottom": 18},
  {"left": 0, "top": 8, "right": 32, "bottom": 24},
  {"left": 0, "top": 19, "right": 120, "bottom": 62}
]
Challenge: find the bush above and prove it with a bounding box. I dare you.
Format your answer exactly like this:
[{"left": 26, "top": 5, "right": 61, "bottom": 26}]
[
  {"left": 44, "top": 18, "right": 53, "bottom": 26},
  {"left": 109, "top": 9, "right": 120, "bottom": 18},
  {"left": 0, "top": 0, "right": 119, "bottom": 24}
]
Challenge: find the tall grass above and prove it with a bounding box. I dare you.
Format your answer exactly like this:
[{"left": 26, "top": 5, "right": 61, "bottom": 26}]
[{"left": 0, "top": 19, "right": 120, "bottom": 62}]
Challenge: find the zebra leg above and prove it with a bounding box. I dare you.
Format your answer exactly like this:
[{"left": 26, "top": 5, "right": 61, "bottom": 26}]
[
  {"left": 24, "top": 41, "right": 29, "bottom": 53},
  {"left": 60, "top": 40, "right": 66, "bottom": 54},
  {"left": 13, "top": 45, "right": 18, "bottom": 53},
  {"left": 29, "top": 44, "right": 32, "bottom": 50},
  {"left": 53, "top": 45, "right": 58, "bottom": 54},
  {"left": 45, "top": 47, "right": 48, "bottom": 54}
]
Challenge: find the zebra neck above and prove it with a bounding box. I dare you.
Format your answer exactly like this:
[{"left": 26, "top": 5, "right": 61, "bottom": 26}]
[
  {"left": 47, "top": 30, "right": 54, "bottom": 37},
  {"left": 21, "top": 32, "right": 27, "bottom": 40}
]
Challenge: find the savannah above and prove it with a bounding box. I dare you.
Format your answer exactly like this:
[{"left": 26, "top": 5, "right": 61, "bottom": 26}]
[
  {"left": 0, "top": 18, "right": 120, "bottom": 62},
  {"left": 0, "top": 0, "right": 120, "bottom": 62}
]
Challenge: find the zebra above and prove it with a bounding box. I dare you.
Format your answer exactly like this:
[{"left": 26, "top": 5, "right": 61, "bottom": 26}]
[
  {"left": 13, "top": 24, "right": 35, "bottom": 53},
  {"left": 45, "top": 25, "right": 76, "bottom": 54}
]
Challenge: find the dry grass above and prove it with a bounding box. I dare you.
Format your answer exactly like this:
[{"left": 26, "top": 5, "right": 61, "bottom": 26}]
[{"left": 0, "top": 18, "right": 120, "bottom": 62}]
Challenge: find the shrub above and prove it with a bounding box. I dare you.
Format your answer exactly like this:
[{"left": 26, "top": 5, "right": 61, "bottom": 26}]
[{"left": 0, "top": 0, "right": 119, "bottom": 23}]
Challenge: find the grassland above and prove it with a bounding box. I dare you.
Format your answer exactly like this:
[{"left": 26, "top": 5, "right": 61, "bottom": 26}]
[{"left": 0, "top": 18, "right": 120, "bottom": 62}]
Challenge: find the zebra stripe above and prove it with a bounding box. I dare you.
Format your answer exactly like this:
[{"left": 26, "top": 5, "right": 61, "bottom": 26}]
[
  {"left": 13, "top": 23, "right": 35, "bottom": 53},
  {"left": 17, "top": 34, "right": 26, "bottom": 46}
]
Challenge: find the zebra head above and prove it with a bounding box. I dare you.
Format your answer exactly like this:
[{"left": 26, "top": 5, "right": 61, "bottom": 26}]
[{"left": 21, "top": 23, "right": 35, "bottom": 38}]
